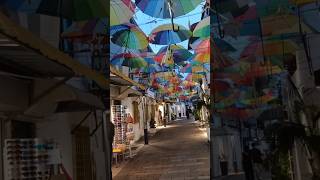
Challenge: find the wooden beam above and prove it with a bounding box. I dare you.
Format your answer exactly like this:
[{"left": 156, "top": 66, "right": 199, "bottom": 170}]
[
  {"left": 116, "top": 86, "right": 132, "bottom": 98},
  {"left": 0, "top": 12, "right": 108, "bottom": 89},
  {"left": 29, "top": 77, "right": 71, "bottom": 107}
]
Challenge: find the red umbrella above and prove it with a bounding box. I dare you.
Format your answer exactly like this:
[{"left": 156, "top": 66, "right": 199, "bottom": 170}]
[
  {"left": 194, "top": 39, "right": 210, "bottom": 54},
  {"left": 214, "top": 79, "right": 234, "bottom": 92}
]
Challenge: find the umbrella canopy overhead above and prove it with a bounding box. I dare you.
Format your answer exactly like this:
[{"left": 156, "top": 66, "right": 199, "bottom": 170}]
[
  {"left": 110, "top": 0, "right": 135, "bottom": 26},
  {"left": 111, "top": 23, "right": 149, "bottom": 50},
  {"left": 135, "top": 0, "right": 202, "bottom": 19},
  {"left": 149, "top": 24, "right": 192, "bottom": 45},
  {"left": 155, "top": 44, "right": 193, "bottom": 65},
  {"left": 193, "top": 16, "right": 210, "bottom": 39},
  {"left": 111, "top": 52, "right": 147, "bottom": 69}
]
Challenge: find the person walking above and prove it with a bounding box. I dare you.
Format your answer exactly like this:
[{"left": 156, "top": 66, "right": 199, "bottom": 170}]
[
  {"left": 242, "top": 145, "right": 254, "bottom": 180},
  {"left": 250, "top": 143, "right": 263, "bottom": 180},
  {"left": 158, "top": 110, "right": 163, "bottom": 126},
  {"left": 186, "top": 108, "right": 190, "bottom": 119}
]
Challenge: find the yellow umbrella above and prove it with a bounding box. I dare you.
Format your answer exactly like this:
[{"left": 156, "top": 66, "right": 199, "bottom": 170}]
[
  {"left": 261, "top": 14, "right": 311, "bottom": 36},
  {"left": 194, "top": 53, "right": 210, "bottom": 63}
]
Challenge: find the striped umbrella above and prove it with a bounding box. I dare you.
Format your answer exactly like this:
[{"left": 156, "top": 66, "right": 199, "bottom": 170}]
[
  {"left": 111, "top": 23, "right": 148, "bottom": 50},
  {"left": 193, "top": 16, "right": 210, "bottom": 39},
  {"left": 111, "top": 52, "right": 147, "bottom": 69},
  {"left": 194, "top": 53, "right": 210, "bottom": 63},
  {"left": 149, "top": 24, "right": 192, "bottom": 45},
  {"left": 155, "top": 45, "right": 193, "bottom": 65},
  {"left": 135, "top": 0, "right": 202, "bottom": 19},
  {"left": 110, "top": 0, "right": 135, "bottom": 26}
]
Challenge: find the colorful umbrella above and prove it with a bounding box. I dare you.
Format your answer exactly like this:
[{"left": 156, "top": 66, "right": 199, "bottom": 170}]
[
  {"left": 181, "top": 63, "right": 192, "bottom": 73},
  {"left": 111, "top": 23, "right": 148, "bottom": 50},
  {"left": 261, "top": 14, "right": 311, "bottom": 37},
  {"left": 241, "top": 40, "right": 299, "bottom": 57},
  {"left": 134, "top": 63, "right": 162, "bottom": 74},
  {"left": 194, "top": 39, "right": 210, "bottom": 54},
  {"left": 194, "top": 53, "right": 210, "bottom": 63},
  {"left": 110, "top": 0, "right": 135, "bottom": 26},
  {"left": 193, "top": 16, "right": 210, "bottom": 39},
  {"left": 135, "top": 0, "right": 202, "bottom": 19},
  {"left": 111, "top": 52, "right": 147, "bottom": 69},
  {"left": 149, "top": 24, "right": 191, "bottom": 45},
  {"left": 188, "top": 22, "right": 201, "bottom": 50},
  {"left": 155, "top": 45, "right": 193, "bottom": 65}
]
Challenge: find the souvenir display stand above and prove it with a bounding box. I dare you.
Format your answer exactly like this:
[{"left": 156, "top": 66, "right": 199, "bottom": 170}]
[{"left": 3, "top": 138, "right": 56, "bottom": 180}]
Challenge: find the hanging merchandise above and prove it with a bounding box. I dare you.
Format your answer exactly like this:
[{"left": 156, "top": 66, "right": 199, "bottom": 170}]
[
  {"left": 126, "top": 113, "right": 135, "bottom": 141},
  {"left": 112, "top": 105, "right": 127, "bottom": 148},
  {"left": 3, "top": 138, "right": 58, "bottom": 180}
]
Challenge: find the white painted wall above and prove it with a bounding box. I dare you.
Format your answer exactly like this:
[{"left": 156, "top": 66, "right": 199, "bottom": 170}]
[
  {"left": 36, "top": 113, "right": 74, "bottom": 177},
  {"left": 36, "top": 111, "right": 106, "bottom": 180}
]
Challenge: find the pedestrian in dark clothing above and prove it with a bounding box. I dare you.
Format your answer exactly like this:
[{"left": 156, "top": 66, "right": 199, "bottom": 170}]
[
  {"left": 250, "top": 143, "right": 263, "bottom": 180},
  {"left": 186, "top": 109, "right": 190, "bottom": 119},
  {"left": 242, "top": 146, "right": 254, "bottom": 180}
]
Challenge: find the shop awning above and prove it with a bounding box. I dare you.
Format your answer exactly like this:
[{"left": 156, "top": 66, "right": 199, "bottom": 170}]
[
  {"left": 0, "top": 12, "right": 108, "bottom": 89},
  {"left": 110, "top": 65, "right": 146, "bottom": 90},
  {"left": 24, "top": 79, "right": 105, "bottom": 117}
]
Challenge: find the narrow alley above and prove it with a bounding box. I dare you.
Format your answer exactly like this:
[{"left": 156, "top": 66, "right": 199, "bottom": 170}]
[{"left": 113, "top": 119, "right": 210, "bottom": 180}]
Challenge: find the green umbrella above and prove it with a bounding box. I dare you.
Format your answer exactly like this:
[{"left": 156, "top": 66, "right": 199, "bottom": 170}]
[
  {"left": 193, "top": 16, "right": 210, "bottom": 39},
  {"left": 111, "top": 52, "right": 147, "bottom": 69}
]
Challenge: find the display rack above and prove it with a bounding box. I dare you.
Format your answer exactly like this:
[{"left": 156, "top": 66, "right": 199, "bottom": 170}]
[
  {"left": 112, "top": 105, "right": 127, "bottom": 147},
  {"left": 3, "top": 138, "right": 55, "bottom": 180}
]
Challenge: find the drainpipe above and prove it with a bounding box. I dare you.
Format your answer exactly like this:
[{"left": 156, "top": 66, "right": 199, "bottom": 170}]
[{"left": 102, "top": 111, "right": 112, "bottom": 180}]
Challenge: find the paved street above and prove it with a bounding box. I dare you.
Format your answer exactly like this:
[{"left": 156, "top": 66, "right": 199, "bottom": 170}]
[{"left": 113, "top": 119, "right": 210, "bottom": 180}]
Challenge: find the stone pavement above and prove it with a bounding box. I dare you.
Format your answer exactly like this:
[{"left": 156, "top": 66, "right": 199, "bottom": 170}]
[{"left": 113, "top": 119, "right": 210, "bottom": 180}]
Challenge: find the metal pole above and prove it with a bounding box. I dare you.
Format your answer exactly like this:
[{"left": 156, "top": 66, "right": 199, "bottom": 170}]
[{"left": 143, "top": 96, "right": 148, "bottom": 145}]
